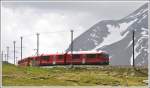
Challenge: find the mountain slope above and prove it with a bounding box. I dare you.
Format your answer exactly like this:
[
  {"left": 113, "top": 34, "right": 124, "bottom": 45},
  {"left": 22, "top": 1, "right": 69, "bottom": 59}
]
[{"left": 66, "top": 3, "right": 148, "bottom": 66}]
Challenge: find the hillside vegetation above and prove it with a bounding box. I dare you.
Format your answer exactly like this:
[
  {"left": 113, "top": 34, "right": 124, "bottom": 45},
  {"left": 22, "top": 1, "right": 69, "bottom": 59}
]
[{"left": 2, "top": 62, "right": 148, "bottom": 86}]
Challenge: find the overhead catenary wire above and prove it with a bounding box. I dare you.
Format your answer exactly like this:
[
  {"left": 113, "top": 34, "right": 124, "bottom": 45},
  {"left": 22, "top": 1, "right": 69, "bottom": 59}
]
[{"left": 20, "top": 29, "right": 82, "bottom": 37}]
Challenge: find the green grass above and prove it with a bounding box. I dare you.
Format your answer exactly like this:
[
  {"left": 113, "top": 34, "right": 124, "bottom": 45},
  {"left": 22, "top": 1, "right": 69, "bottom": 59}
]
[{"left": 2, "top": 62, "right": 148, "bottom": 86}]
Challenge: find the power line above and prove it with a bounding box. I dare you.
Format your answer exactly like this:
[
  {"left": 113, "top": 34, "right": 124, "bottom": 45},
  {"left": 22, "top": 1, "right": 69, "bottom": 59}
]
[
  {"left": 21, "top": 30, "right": 81, "bottom": 38},
  {"left": 40, "top": 30, "right": 68, "bottom": 34},
  {"left": 21, "top": 33, "right": 36, "bottom": 38},
  {"left": 21, "top": 30, "right": 68, "bottom": 38}
]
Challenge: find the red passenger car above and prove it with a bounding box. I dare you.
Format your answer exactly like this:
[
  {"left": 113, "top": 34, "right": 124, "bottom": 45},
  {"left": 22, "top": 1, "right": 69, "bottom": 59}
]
[{"left": 18, "top": 51, "right": 109, "bottom": 66}]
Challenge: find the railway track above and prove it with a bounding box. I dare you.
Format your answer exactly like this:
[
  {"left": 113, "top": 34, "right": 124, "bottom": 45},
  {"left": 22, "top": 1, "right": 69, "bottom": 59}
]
[
  {"left": 40, "top": 65, "right": 148, "bottom": 69},
  {"left": 40, "top": 65, "right": 107, "bottom": 68}
]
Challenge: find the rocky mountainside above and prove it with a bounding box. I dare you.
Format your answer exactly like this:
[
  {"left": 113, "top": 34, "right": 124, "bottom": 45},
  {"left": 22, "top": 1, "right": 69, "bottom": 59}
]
[{"left": 66, "top": 3, "right": 148, "bottom": 66}]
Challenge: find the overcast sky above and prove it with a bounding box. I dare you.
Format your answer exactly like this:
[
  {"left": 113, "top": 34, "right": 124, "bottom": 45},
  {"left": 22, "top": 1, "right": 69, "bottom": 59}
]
[{"left": 1, "top": 1, "right": 146, "bottom": 63}]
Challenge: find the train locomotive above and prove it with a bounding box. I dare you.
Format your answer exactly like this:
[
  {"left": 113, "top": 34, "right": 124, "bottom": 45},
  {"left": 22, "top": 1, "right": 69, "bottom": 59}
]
[{"left": 18, "top": 51, "right": 109, "bottom": 66}]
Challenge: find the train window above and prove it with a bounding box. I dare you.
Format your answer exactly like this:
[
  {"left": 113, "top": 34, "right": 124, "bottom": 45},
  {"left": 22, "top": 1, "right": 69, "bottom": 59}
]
[
  {"left": 73, "top": 54, "right": 80, "bottom": 59},
  {"left": 41, "top": 56, "right": 50, "bottom": 60},
  {"left": 59, "top": 55, "right": 63, "bottom": 59},
  {"left": 86, "top": 54, "right": 96, "bottom": 58},
  {"left": 104, "top": 54, "right": 109, "bottom": 58}
]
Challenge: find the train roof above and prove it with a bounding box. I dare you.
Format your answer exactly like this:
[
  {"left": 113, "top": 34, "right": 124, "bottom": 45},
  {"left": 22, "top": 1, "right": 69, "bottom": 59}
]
[
  {"left": 38, "top": 50, "right": 107, "bottom": 55},
  {"left": 66, "top": 50, "right": 107, "bottom": 54}
]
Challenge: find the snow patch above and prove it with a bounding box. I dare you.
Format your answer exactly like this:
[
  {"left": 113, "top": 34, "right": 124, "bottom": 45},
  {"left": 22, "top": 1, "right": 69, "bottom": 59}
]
[
  {"left": 93, "top": 29, "right": 97, "bottom": 32},
  {"left": 137, "top": 14, "right": 147, "bottom": 23},
  {"left": 93, "top": 39, "right": 98, "bottom": 46},
  {"left": 90, "top": 33, "right": 98, "bottom": 38},
  {"left": 141, "top": 31, "right": 147, "bottom": 35},
  {"left": 93, "top": 19, "right": 137, "bottom": 50},
  {"left": 141, "top": 28, "right": 148, "bottom": 36},
  {"left": 129, "top": 8, "right": 147, "bottom": 18},
  {"left": 127, "top": 41, "right": 133, "bottom": 48},
  {"left": 141, "top": 28, "right": 148, "bottom": 31}
]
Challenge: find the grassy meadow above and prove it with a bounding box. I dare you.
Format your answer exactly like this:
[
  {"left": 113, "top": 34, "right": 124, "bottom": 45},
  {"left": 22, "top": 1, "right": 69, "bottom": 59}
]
[{"left": 2, "top": 62, "right": 148, "bottom": 86}]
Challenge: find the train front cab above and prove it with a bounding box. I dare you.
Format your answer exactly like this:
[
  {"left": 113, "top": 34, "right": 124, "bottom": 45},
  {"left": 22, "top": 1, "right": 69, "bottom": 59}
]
[{"left": 96, "top": 53, "right": 109, "bottom": 65}]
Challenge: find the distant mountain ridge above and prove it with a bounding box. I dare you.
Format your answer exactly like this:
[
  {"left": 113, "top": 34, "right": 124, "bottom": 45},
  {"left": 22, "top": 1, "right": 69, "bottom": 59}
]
[{"left": 67, "top": 3, "right": 148, "bottom": 66}]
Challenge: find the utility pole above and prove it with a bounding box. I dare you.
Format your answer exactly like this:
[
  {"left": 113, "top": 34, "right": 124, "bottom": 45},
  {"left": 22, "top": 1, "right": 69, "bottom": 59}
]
[
  {"left": 5, "top": 54, "right": 7, "bottom": 62},
  {"left": 6, "top": 46, "right": 9, "bottom": 62},
  {"left": 132, "top": 30, "right": 135, "bottom": 67},
  {"left": 70, "top": 30, "right": 73, "bottom": 66},
  {"left": 0, "top": 23, "right": 1, "bottom": 63},
  {"left": 13, "top": 41, "right": 16, "bottom": 65},
  {"left": 16, "top": 57, "right": 18, "bottom": 65},
  {"left": 36, "top": 33, "right": 39, "bottom": 56},
  {"left": 1, "top": 51, "right": 3, "bottom": 61},
  {"left": 21, "top": 36, "right": 23, "bottom": 60}
]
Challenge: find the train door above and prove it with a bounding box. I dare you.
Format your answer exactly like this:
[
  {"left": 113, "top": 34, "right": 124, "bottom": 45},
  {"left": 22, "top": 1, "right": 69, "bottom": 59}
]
[
  {"left": 64, "top": 54, "right": 66, "bottom": 65},
  {"left": 31, "top": 58, "right": 37, "bottom": 66},
  {"left": 53, "top": 55, "right": 56, "bottom": 65},
  {"left": 82, "top": 54, "right": 86, "bottom": 64},
  {"left": 27, "top": 58, "right": 33, "bottom": 66}
]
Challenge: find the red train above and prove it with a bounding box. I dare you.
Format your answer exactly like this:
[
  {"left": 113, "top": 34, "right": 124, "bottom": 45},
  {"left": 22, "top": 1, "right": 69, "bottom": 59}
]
[{"left": 18, "top": 51, "right": 109, "bottom": 66}]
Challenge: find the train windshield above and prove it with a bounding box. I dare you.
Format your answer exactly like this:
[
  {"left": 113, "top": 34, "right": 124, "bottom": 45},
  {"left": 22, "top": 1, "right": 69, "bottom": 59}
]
[{"left": 97, "top": 53, "right": 109, "bottom": 58}]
